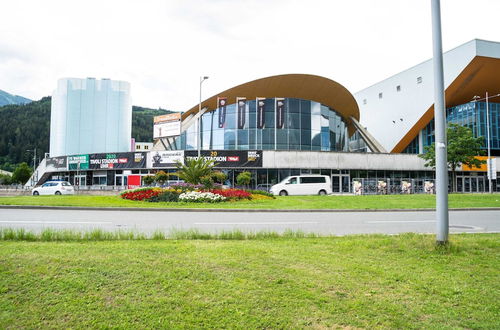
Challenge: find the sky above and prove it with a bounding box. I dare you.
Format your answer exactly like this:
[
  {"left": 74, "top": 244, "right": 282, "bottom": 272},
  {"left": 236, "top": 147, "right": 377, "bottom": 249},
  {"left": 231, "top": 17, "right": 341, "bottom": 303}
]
[{"left": 1, "top": 0, "right": 499, "bottom": 111}]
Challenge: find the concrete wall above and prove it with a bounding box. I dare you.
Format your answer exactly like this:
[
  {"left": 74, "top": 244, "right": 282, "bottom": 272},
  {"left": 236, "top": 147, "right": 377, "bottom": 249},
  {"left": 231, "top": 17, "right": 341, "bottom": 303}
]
[{"left": 263, "top": 151, "right": 428, "bottom": 171}]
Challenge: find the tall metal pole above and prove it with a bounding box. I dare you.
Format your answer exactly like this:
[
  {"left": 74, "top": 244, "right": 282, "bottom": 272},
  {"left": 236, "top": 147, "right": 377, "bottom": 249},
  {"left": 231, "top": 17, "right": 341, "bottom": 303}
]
[
  {"left": 198, "top": 76, "right": 209, "bottom": 158},
  {"left": 431, "top": 0, "right": 449, "bottom": 244},
  {"left": 485, "top": 92, "right": 492, "bottom": 193}
]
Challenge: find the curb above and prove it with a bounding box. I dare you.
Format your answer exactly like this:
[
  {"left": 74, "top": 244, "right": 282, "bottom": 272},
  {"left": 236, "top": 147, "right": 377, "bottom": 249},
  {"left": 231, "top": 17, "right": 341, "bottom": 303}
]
[{"left": 1, "top": 205, "right": 500, "bottom": 212}]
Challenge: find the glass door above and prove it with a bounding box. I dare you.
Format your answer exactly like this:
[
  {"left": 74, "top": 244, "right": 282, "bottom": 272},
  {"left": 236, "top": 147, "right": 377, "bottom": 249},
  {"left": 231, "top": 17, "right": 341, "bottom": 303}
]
[
  {"left": 341, "top": 175, "right": 350, "bottom": 193},
  {"left": 332, "top": 176, "right": 340, "bottom": 193}
]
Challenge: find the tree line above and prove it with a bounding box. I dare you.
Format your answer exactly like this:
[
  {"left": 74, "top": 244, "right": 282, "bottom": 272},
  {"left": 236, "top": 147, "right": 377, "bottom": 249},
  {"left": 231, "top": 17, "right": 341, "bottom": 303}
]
[{"left": 0, "top": 97, "right": 173, "bottom": 172}]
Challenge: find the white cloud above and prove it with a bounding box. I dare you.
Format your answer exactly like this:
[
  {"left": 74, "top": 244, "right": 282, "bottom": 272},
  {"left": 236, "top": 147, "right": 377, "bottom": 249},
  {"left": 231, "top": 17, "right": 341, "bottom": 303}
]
[{"left": 0, "top": 0, "right": 499, "bottom": 110}]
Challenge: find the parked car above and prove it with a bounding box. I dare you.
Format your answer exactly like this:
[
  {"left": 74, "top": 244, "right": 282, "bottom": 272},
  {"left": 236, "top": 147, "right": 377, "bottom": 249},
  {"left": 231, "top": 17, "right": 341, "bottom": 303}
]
[
  {"left": 32, "top": 181, "right": 75, "bottom": 195},
  {"left": 270, "top": 175, "right": 332, "bottom": 196}
]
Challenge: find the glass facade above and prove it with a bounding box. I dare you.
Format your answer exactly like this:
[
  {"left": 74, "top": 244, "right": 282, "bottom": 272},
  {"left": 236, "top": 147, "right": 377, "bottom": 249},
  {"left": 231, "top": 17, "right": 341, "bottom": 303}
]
[
  {"left": 403, "top": 101, "right": 500, "bottom": 154},
  {"left": 179, "top": 98, "right": 349, "bottom": 152}
]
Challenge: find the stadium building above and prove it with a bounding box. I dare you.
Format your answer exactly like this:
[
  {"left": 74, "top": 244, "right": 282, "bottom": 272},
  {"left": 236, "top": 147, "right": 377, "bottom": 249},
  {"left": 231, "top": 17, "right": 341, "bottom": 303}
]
[{"left": 29, "top": 40, "right": 500, "bottom": 193}]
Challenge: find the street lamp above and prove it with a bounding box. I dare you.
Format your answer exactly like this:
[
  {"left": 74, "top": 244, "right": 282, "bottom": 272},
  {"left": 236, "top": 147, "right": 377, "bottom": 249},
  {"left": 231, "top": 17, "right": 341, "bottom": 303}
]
[
  {"left": 198, "top": 76, "right": 209, "bottom": 158},
  {"left": 26, "top": 148, "right": 37, "bottom": 186},
  {"left": 472, "top": 92, "right": 500, "bottom": 193}
]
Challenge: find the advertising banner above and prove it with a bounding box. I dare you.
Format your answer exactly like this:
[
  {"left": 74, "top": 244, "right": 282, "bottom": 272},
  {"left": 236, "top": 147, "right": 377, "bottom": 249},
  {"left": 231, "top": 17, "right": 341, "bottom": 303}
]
[
  {"left": 257, "top": 97, "right": 266, "bottom": 129},
  {"left": 68, "top": 155, "right": 89, "bottom": 170},
  {"left": 46, "top": 156, "right": 67, "bottom": 171},
  {"left": 154, "top": 112, "right": 181, "bottom": 124},
  {"left": 153, "top": 121, "right": 181, "bottom": 138},
  {"left": 275, "top": 98, "right": 285, "bottom": 129},
  {"left": 89, "top": 152, "right": 147, "bottom": 169},
  {"left": 148, "top": 150, "right": 185, "bottom": 168},
  {"left": 185, "top": 150, "right": 262, "bottom": 168},
  {"left": 237, "top": 97, "right": 246, "bottom": 129},
  {"left": 218, "top": 97, "right": 227, "bottom": 128}
]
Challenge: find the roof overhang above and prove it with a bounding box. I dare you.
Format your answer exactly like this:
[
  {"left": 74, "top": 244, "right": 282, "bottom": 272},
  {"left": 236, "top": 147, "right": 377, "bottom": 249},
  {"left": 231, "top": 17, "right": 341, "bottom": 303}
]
[
  {"left": 392, "top": 56, "right": 500, "bottom": 153},
  {"left": 183, "top": 74, "right": 360, "bottom": 136}
]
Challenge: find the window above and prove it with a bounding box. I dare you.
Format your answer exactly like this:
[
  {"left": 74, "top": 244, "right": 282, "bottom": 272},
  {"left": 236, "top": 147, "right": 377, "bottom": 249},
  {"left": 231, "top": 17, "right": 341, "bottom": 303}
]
[
  {"left": 136, "top": 145, "right": 140, "bottom": 150},
  {"left": 396, "top": 85, "right": 401, "bottom": 92},
  {"left": 378, "top": 93, "right": 383, "bottom": 99},
  {"left": 300, "top": 176, "right": 326, "bottom": 184},
  {"left": 417, "top": 76, "right": 422, "bottom": 84},
  {"left": 144, "top": 145, "right": 149, "bottom": 150}
]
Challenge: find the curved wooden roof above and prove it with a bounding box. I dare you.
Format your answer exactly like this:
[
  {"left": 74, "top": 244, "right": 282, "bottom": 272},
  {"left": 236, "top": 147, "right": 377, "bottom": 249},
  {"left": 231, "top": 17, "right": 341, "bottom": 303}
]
[
  {"left": 183, "top": 74, "right": 359, "bottom": 136},
  {"left": 392, "top": 56, "right": 500, "bottom": 153}
]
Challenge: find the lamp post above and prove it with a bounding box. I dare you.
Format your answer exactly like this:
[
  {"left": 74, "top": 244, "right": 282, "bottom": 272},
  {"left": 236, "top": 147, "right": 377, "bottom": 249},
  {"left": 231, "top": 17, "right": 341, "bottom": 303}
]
[
  {"left": 473, "top": 92, "right": 500, "bottom": 193},
  {"left": 26, "top": 148, "right": 37, "bottom": 186},
  {"left": 198, "top": 76, "right": 209, "bottom": 158},
  {"left": 431, "top": 0, "right": 449, "bottom": 244}
]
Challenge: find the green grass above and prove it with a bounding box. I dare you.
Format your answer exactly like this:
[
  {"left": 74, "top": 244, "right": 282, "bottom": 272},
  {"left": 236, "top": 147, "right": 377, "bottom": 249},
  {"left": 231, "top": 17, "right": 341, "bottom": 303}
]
[
  {"left": 0, "top": 234, "right": 498, "bottom": 328},
  {"left": 0, "top": 193, "right": 499, "bottom": 209}
]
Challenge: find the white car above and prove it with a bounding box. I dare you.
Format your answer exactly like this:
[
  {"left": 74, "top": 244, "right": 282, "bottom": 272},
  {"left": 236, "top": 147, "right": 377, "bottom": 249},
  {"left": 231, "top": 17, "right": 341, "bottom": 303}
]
[
  {"left": 270, "top": 175, "right": 332, "bottom": 196},
  {"left": 32, "top": 181, "right": 75, "bottom": 195}
]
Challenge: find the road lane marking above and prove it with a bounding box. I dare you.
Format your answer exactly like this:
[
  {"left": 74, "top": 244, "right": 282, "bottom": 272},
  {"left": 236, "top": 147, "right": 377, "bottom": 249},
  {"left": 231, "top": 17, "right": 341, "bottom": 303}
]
[
  {"left": 366, "top": 220, "right": 436, "bottom": 224},
  {"left": 0, "top": 221, "right": 113, "bottom": 225},
  {"left": 194, "top": 221, "right": 319, "bottom": 225}
]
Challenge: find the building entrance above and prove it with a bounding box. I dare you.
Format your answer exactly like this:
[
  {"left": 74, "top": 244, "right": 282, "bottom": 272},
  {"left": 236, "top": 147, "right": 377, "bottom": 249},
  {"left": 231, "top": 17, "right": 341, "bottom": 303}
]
[
  {"left": 332, "top": 175, "right": 350, "bottom": 193},
  {"left": 456, "top": 175, "right": 486, "bottom": 193}
]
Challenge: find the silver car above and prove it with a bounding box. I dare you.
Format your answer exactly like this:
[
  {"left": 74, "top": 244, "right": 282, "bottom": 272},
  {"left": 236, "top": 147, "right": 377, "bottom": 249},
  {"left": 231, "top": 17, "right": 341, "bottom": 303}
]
[{"left": 32, "top": 181, "right": 75, "bottom": 196}]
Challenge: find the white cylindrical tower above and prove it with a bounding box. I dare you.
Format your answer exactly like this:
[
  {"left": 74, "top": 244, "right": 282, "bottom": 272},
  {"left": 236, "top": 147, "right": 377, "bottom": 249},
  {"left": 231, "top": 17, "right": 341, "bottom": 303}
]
[{"left": 49, "top": 77, "right": 132, "bottom": 157}]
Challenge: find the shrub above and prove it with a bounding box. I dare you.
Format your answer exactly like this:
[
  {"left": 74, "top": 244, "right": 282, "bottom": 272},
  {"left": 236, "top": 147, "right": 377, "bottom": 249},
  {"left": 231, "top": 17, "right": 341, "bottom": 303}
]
[
  {"left": 244, "top": 189, "right": 275, "bottom": 198},
  {"left": 169, "top": 182, "right": 203, "bottom": 192},
  {"left": 121, "top": 187, "right": 162, "bottom": 201},
  {"left": 142, "top": 175, "right": 155, "bottom": 186},
  {"left": 210, "top": 188, "right": 251, "bottom": 201},
  {"left": 155, "top": 171, "right": 169, "bottom": 186},
  {"left": 179, "top": 191, "right": 226, "bottom": 203},
  {"left": 236, "top": 171, "right": 252, "bottom": 187},
  {"left": 148, "top": 190, "right": 181, "bottom": 202}
]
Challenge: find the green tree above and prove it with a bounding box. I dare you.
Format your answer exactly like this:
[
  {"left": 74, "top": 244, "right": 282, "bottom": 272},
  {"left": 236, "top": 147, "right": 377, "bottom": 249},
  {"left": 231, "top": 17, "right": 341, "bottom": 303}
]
[
  {"left": 0, "top": 173, "right": 12, "bottom": 185},
  {"left": 236, "top": 171, "right": 252, "bottom": 188},
  {"left": 419, "top": 123, "right": 485, "bottom": 192},
  {"left": 174, "top": 158, "right": 216, "bottom": 185},
  {"left": 142, "top": 175, "right": 155, "bottom": 186},
  {"left": 154, "top": 171, "right": 169, "bottom": 186},
  {"left": 12, "top": 162, "right": 32, "bottom": 184}
]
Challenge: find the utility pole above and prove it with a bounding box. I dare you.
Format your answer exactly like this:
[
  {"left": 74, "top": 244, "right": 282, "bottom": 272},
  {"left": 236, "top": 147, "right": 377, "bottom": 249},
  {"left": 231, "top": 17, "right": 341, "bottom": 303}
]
[{"left": 431, "top": 0, "right": 449, "bottom": 244}]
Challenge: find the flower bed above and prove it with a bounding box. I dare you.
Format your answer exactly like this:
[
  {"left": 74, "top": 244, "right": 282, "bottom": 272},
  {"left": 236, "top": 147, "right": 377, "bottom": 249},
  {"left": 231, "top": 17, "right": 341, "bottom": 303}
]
[
  {"left": 208, "top": 188, "right": 251, "bottom": 201},
  {"left": 120, "top": 188, "right": 163, "bottom": 201},
  {"left": 179, "top": 191, "right": 226, "bottom": 203},
  {"left": 120, "top": 186, "right": 270, "bottom": 203}
]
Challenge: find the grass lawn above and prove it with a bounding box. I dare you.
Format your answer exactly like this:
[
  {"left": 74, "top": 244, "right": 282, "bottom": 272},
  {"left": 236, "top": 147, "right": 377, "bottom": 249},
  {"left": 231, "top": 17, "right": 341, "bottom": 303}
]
[
  {"left": 0, "top": 193, "right": 499, "bottom": 209},
  {"left": 0, "top": 234, "right": 498, "bottom": 328}
]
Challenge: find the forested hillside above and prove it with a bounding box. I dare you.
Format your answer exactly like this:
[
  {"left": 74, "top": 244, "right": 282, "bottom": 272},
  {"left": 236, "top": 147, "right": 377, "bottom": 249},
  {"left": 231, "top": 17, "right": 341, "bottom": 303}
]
[{"left": 0, "top": 97, "right": 173, "bottom": 171}]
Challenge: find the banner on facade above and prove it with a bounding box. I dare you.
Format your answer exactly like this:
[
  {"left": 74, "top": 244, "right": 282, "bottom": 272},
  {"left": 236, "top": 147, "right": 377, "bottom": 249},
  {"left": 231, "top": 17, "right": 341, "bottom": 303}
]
[
  {"left": 185, "top": 150, "right": 262, "bottom": 168},
  {"left": 148, "top": 150, "right": 185, "bottom": 168},
  {"left": 46, "top": 156, "right": 67, "bottom": 171},
  {"left": 256, "top": 97, "right": 266, "bottom": 129},
  {"left": 218, "top": 97, "right": 227, "bottom": 128},
  {"left": 275, "top": 98, "right": 285, "bottom": 129},
  {"left": 68, "top": 155, "right": 89, "bottom": 170},
  {"left": 153, "top": 112, "right": 181, "bottom": 138},
  {"left": 237, "top": 97, "right": 246, "bottom": 129},
  {"left": 89, "top": 152, "right": 147, "bottom": 169}
]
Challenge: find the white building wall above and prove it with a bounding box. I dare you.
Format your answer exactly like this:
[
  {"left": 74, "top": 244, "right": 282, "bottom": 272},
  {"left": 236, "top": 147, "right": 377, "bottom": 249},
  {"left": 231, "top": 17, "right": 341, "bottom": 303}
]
[
  {"left": 354, "top": 39, "right": 500, "bottom": 152},
  {"left": 50, "top": 78, "right": 132, "bottom": 157}
]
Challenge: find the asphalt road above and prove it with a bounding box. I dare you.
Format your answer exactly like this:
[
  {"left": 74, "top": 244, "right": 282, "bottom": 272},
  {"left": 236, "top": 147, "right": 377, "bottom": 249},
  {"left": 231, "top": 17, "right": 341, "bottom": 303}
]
[{"left": 0, "top": 208, "right": 499, "bottom": 235}]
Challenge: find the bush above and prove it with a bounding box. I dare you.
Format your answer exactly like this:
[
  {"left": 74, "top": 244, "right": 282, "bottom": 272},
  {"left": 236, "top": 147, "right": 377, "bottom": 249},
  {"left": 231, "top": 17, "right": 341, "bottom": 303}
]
[
  {"left": 155, "top": 171, "right": 169, "bottom": 186},
  {"left": 245, "top": 189, "right": 275, "bottom": 198},
  {"left": 168, "top": 182, "right": 203, "bottom": 192},
  {"left": 142, "top": 175, "right": 155, "bottom": 186},
  {"left": 148, "top": 190, "right": 181, "bottom": 202},
  {"left": 236, "top": 171, "right": 252, "bottom": 187}
]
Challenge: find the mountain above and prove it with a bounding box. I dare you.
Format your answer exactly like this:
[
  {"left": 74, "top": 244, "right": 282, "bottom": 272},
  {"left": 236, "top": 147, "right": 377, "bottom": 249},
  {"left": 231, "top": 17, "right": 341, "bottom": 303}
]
[
  {"left": 0, "top": 97, "right": 174, "bottom": 172},
  {"left": 0, "top": 89, "right": 32, "bottom": 106}
]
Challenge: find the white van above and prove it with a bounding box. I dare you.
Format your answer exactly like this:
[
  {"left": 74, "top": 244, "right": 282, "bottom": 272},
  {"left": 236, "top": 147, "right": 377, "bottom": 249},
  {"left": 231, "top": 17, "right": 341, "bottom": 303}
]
[{"left": 269, "top": 175, "right": 332, "bottom": 196}]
